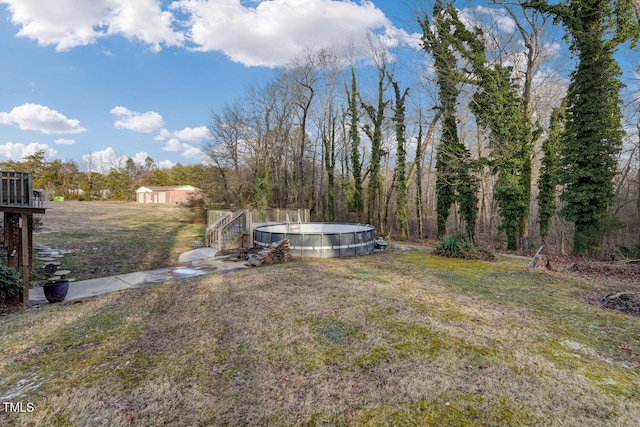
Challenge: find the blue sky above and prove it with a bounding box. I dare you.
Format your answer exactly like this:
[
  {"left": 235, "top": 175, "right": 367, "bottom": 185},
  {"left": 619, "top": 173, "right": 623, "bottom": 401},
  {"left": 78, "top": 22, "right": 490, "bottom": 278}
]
[
  {"left": 0, "top": 0, "right": 422, "bottom": 171},
  {"left": 0, "top": 1, "right": 637, "bottom": 172}
]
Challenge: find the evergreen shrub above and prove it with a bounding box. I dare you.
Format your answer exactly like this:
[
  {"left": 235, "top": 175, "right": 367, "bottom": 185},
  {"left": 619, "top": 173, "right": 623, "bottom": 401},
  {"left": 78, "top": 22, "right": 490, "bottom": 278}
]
[
  {"left": 0, "top": 263, "right": 21, "bottom": 304},
  {"left": 619, "top": 243, "right": 640, "bottom": 261},
  {"left": 435, "top": 234, "right": 494, "bottom": 261}
]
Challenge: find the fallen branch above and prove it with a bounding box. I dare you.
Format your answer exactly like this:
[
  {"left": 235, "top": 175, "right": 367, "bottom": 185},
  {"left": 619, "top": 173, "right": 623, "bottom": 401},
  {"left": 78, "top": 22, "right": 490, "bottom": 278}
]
[
  {"left": 615, "top": 259, "right": 640, "bottom": 264},
  {"left": 528, "top": 244, "right": 545, "bottom": 269}
]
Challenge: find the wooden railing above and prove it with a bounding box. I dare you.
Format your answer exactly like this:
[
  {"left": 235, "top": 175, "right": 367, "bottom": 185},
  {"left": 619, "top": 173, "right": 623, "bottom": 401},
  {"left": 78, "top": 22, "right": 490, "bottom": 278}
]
[
  {"left": 205, "top": 208, "right": 310, "bottom": 249},
  {"left": 206, "top": 211, "right": 248, "bottom": 250},
  {"left": 205, "top": 211, "right": 233, "bottom": 247},
  {"left": 218, "top": 212, "right": 247, "bottom": 250},
  {"left": 207, "top": 210, "right": 229, "bottom": 226},
  {"left": 0, "top": 171, "right": 44, "bottom": 208}
]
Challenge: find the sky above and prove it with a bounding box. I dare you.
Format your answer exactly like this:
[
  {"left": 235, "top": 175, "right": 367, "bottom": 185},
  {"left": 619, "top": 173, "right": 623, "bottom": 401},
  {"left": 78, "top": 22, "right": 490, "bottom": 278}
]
[
  {"left": 0, "top": 1, "right": 637, "bottom": 173},
  {"left": 0, "top": 0, "right": 424, "bottom": 172}
]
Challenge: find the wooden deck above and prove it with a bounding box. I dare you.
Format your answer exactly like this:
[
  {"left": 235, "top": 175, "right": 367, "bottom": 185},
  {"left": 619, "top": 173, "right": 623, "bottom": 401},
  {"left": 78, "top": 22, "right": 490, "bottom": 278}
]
[
  {"left": 0, "top": 170, "right": 46, "bottom": 303},
  {"left": 0, "top": 171, "right": 45, "bottom": 213}
]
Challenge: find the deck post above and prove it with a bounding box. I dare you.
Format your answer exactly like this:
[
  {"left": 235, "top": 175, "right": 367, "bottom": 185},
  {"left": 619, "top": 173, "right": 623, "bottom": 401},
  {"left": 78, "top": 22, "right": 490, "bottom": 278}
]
[
  {"left": 246, "top": 211, "right": 253, "bottom": 248},
  {"left": 21, "top": 213, "right": 29, "bottom": 304},
  {"left": 0, "top": 172, "right": 45, "bottom": 304}
]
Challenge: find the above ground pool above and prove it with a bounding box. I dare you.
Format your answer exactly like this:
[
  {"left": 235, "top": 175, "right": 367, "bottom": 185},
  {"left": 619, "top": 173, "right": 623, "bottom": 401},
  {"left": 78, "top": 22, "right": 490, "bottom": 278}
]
[{"left": 253, "top": 223, "right": 376, "bottom": 258}]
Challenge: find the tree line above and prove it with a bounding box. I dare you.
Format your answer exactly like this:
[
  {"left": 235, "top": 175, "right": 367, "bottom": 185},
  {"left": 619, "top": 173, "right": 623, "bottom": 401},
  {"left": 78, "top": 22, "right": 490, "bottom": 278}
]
[
  {"left": 4, "top": 0, "right": 639, "bottom": 257},
  {"left": 205, "top": 0, "right": 640, "bottom": 256},
  {"left": 0, "top": 150, "right": 220, "bottom": 201}
]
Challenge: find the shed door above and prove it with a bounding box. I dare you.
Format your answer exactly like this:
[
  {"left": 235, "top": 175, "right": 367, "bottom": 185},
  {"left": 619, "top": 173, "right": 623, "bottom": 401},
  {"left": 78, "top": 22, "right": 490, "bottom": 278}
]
[{"left": 159, "top": 192, "right": 166, "bottom": 203}]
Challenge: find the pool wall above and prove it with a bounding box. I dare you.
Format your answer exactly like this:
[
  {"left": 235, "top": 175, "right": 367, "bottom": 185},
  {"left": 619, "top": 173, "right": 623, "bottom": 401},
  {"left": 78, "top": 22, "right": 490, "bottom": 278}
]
[{"left": 253, "top": 223, "right": 376, "bottom": 258}]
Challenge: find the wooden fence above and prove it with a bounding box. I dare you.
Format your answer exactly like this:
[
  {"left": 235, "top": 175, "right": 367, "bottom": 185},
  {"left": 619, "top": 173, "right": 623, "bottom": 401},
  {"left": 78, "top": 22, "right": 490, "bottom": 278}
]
[{"left": 205, "top": 209, "right": 310, "bottom": 250}]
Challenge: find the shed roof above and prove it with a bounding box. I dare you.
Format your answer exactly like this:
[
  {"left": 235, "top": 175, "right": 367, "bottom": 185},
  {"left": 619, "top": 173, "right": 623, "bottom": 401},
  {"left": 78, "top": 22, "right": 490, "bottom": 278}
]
[{"left": 135, "top": 185, "right": 203, "bottom": 193}]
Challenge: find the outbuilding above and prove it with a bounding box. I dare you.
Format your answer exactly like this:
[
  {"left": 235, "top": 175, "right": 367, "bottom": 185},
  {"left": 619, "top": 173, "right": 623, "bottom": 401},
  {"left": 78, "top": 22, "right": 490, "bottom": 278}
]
[{"left": 135, "top": 185, "right": 203, "bottom": 204}]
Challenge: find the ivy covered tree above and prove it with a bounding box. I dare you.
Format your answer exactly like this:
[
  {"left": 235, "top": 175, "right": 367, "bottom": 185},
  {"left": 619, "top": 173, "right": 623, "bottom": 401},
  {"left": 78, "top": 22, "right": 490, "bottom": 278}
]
[
  {"left": 390, "top": 77, "right": 410, "bottom": 237},
  {"left": 362, "top": 67, "right": 390, "bottom": 228},
  {"left": 526, "top": 0, "right": 640, "bottom": 253},
  {"left": 419, "top": 0, "right": 479, "bottom": 240},
  {"left": 447, "top": 12, "right": 537, "bottom": 250},
  {"left": 346, "top": 68, "right": 364, "bottom": 218},
  {"left": 322, "top": 108, "right": 337, "bottom": 221},
  {"left": 456, "top": 156, "right": 479, "bottom": 242},
  {"left": 471, "top": 64, "right": 535, "bottom": 250},
  {"left": 414, "top": 119, "right": 424, "bottom": 238},
  {"left": 537, "top": 104, "right": 565, "bottom": 245}
]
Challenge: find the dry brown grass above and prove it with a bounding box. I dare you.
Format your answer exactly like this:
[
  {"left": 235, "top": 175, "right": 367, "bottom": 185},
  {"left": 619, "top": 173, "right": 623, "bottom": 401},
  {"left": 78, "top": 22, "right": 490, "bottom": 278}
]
[
  {"left": 31, "top": 201, "right": 204, "bottom": 281},
  {"left": 1, "top": 248, "right": 639, "bottom": 426}
]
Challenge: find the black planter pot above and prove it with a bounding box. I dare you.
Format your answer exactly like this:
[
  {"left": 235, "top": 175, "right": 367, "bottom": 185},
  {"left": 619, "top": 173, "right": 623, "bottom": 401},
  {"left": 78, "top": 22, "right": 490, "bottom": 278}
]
[{"left": 43, "top": 280, "right": 69, "bottom": 303}]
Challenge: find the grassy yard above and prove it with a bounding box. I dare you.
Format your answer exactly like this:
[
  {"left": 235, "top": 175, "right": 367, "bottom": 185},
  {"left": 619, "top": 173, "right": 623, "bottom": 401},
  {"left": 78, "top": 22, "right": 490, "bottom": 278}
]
[
  {"left": 31, "top": 201, "right": 205, "bottom": 281},
  {"left": 1, "top": 248, "right": 638, "bottom": 426}
]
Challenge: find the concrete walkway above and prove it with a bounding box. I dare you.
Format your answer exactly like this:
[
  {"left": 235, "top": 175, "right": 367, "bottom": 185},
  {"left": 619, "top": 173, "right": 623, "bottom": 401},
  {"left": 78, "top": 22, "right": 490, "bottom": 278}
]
[{"left": 29, "top": 248, "right": 248, "bottom": 305}]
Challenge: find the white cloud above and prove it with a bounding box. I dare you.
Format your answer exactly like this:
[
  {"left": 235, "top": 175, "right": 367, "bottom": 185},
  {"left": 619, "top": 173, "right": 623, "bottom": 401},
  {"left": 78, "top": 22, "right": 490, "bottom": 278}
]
[
  {"left": 54, "top": 138, "right": 76, "bottom": 145},
  {"left": 80, "top": 148, "right": 176, "bottom": 172},
  {"left": 457, "top": 7, "right": 478, "bottom": 33},
  {"left": 0, "top": 142, "right": 57, "bottom": 161},
  {"left": 156, "top": 125, "right": 210, "bottom": 141},
  {"left": 2, "top": 0, "right": 409, "bottom": 68},
  {"left": 172, "top": 0, "right": 401, "bottom": 67},
  {"left": 154, "top": 128, "right": 172, "bottom": 141},
  {"left": 475, "top": 6, "right": 516, "bottom": 34},
  {"left": 542, "top": 42, "right": 561, "bottom": 58},
  {"left": 457, "top": 6, "right": 517, "bottom": 45},
  {"left": 0, "top": 0, "right": 183, "bottom": 52},
  {"left": 163, "top": 138, "right": 185, "bottom": 152},
  {"left": 505, "top": 40, "right": 561, "bottom": 76},
  {"left": 132, "top": 151, "right": 151, "bottom": 165},
  {"left": 81, "top": 147, "right": 127, "bottom": 173},
  {"left": 158, "top": 159, "right": 175, "bottom": 169},
  {"left": 162, "top": 138, "right": 203, "bottom": 159},
  {"left": 104, "top": 0, "right": 184, "bottom": 52},
  {"left": 0, "top": 103, "right": 85, "bottom": 134},
  {"left": 173, "top": 125, "right": 210, "bottom": 141},
  {"left": 530, "top": 67, "right": 568, "bottom": 124},
  {"left": 181, "top": 145, "right": 203, "bottom": 159},
  {"left": 111, "top": 106, "right": 165, "bottom": 133}
]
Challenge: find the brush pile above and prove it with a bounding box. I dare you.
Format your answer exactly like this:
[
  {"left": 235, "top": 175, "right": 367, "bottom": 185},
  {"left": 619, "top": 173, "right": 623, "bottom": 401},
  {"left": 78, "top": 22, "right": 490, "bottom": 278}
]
[
  {"left": 599, "top": 292, "right": 640, "bottom": 316},
  {"left": 246, "top": 240, "right": 292, "bottom": 267}
]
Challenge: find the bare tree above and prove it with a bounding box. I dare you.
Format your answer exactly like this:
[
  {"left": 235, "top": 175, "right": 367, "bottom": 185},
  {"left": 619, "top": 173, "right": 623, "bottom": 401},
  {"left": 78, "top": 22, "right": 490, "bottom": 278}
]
[{"left": 286, "top": 48, "right": 333, "bottom": 210}]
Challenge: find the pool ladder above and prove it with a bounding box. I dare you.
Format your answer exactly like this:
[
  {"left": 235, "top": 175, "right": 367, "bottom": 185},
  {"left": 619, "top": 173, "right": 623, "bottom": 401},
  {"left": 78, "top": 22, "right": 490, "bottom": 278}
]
[{"left": 285, "top": 214, "right": 301, "bottom": 233}]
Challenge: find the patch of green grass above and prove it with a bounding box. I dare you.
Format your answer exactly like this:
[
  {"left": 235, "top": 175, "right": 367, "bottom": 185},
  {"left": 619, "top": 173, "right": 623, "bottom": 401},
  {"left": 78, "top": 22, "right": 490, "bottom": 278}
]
[
  {"left": 341, "top": 394, "right": 540, "bottom": 427},
  {"left": 353, "top": 345, "right": 394, "bottom": 370},
  {"left": 59, "top": 253, "right": 78, "bottom": 272},
  {"left": 48, "top": 414, "right": 74, "bottom": 427},
  {"left": 111, "top": 353, "right": 159, "bottom": 391},
  {"left": 314, "top": 319, "right": 358, "bottom": 346},
  {"left": 396, "top": 251, "right": 640, "bottom": 398},
  {"left": 538, "top": 339, "right": 639, "bottom": 398}
]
